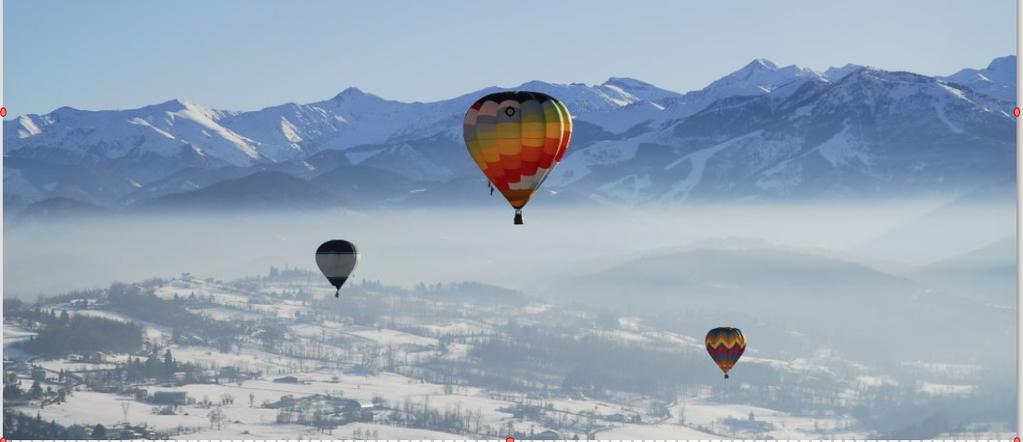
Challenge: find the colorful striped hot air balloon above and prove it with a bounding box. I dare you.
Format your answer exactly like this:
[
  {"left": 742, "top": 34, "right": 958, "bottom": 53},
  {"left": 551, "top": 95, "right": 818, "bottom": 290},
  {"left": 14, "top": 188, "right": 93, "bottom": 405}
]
[
  {"left": 463, "top": 91, "right": 572, "bottom": 224},
  {"left": 705, "top": 326, "right": 746, "bottom": 379}
]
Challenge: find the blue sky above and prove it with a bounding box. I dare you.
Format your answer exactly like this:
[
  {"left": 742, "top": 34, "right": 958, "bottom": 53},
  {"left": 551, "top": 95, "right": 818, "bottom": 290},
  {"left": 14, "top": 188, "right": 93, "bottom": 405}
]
[{"left": 5, "top": 0, "right": 1015, "bottom": 116}]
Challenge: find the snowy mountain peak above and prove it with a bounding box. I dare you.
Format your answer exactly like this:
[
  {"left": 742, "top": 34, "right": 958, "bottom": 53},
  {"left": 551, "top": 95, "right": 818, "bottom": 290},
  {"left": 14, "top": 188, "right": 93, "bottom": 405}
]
[
  {"left": 749, "top": 58, "right": 779, "bottom": 70},
  {"left": 4, "top": 55, "right": 1014, "bottom": 210},
  {"left": 986, "top": 55, "right": 1016, "bottom": 73},
  {"left": 155, "top": 98, "right": 189, "bottom": 108},
  {"left": 517, "top": 80, "right": 560, "bottom": 90},
  {"left": 603, "top": 77, "right": 657, "bottom": 89},
  {"left": 701, "top": 58, "right": 823, "bottom": 98},
  {"left": 823, "top": 64, "right": 866, "bottom": 81},
  {"left": 332, "top": 87, "right": 373, "bottom": 101},
  {"left": 942, "top": 55, "right": 1016, "bottom": 102}
]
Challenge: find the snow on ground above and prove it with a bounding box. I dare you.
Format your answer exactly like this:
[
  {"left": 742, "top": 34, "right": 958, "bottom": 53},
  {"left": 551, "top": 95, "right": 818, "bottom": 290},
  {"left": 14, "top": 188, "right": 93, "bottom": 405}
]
[
  {"left": 3, "top": 323, "right": 37, "bottom": 359},
  {"left": 617, "top": 316, "right": 642, "bottom": 331},
  {"left": 344, "top": 327, "right": 437, "bottom": 347},
  {"left": 588, "top": 328, "right": 653, "bottom": 344},
  {"left": 186, "top": 306, "right": 262, "bottom": 321},
  {"left": 544, "top": 397, "right": 636, "bottom": 417},
  {"left": 420, "top": 322, "right": 489, "bottom": 336},
  {"left": 919, "top": 382, "right": 977, "bottom": 396},
  {"left": 520, "top": 303, "right": 552, "bottom": 314},
  {"left": 70, "top": 309, "right": 171, "bottom": 342},
  {"left": 35, "top": 359, "right": 118, "bottom": 373},
  {"left": 1, "top": 275, "right": 959, "bottom": 439},
  {"left": 679, "top": 398, "right": 864, "bottom": 439},
  {"left": 337, "top": 422, "right": 466, "bottom": 439},
  {"left": 180, "top": 422, "right": 319, "bottom": 440},
  {"left": 903, "top": 361, "right": 981, "bottom": 377},
  {"left": 155, "top": 279, "right": 251, "bottom": 308},
  {"left": 28, "top": 378, "right": 867, "bottom": 440},
  {"left": 141, "top": 369, "right": 520, "bottom": 436},
  {"left": 180, "top": 421, "right": 466, "bottom": 440},
  {"left": 3, "top": 322, "right": 37, "bottom": 344},
  {"left": 289, "top": 322, "right": 335, "bottom": 339},
  {"left": 597, "top": 422, "right": 720, "bottom": 439},
  {"left": 30, "top": 390, "right": 208, "bottom": 430},
  {"left": 682, "top": 399, "right": 786, "bottom": 423},
  {"left": 442, "top": 343, "right": 472, "bottom": 360},
  {"left": 170, "top": 344, "right": 293, "bottom": 373},
  {"left": 854, "top": 375, "right": 893, "bottom": 387},
  {"left": 644, "top": 330, "right": 704, "bottom": 351}
]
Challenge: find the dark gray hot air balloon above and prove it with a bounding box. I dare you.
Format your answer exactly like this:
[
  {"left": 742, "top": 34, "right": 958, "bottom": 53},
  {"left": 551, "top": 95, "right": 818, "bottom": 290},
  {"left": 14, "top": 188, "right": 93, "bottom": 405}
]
[{"left": 315, "top": 240, "right": 360, "bottom": 297}]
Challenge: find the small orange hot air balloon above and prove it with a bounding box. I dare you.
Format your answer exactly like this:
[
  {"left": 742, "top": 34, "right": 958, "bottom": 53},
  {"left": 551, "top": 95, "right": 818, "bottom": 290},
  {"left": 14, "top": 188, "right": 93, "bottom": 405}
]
[
  {"left": 706, "top": 327, "right": 746, "bottom": 379},
  {"left": 463, "top": 91, "right": 572, "bottom": 224}
]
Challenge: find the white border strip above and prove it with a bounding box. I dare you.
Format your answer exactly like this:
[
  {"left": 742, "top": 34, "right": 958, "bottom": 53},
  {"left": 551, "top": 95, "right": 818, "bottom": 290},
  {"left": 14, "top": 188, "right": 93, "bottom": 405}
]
[
  {"left": 0, "top": 3, "right": 1017, "bottom": 442},
  {"left": 0, "top": 440, "right": 1010, "bottom": 442},
  {"left": 1017, "top": 0, "right": 1022, "bottom": 437},
  {"left": 1, "top": 0, "right": 7, "bottom": 435}
]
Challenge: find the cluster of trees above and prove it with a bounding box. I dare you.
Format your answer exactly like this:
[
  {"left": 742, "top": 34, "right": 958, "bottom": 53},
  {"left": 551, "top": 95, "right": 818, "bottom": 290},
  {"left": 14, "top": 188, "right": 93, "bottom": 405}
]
[
  {"left": 849, "top": 381, "right": 1013, "bottom": 438},
  {"left": 721, "top": 412, "right": 774, "bottom": 434},
  {"left": 4, "top": 367, "right": 75, "bottom": 407},
  {"left": 106, "top": 282, "right": 248, "bottom": 346},
  {"left": 4, "top": 411, "right": 78, "bottom": 439},
  {"left": 412, "top": 281, "right": 529, "bottom": 305},
  {"left": 382, "top": 396, "right": 487, "bottom": 435},
  {"left": 10, "top": 308, "right": 143, "bottom": 357},
  {"left": 0, "top": 411, "right": 125, "bottom": 439},
  {"left": 119, "top": 349, "right": 199, "bottom": 383},
  {"left": 351, "top": 427, "right": 381, "bottom": 439},
  {"left": 469, "top": 323, "right": 714, "bottom": 398},
  {"left": 4, "top": 379, "right": 49, "bottom": 402}
]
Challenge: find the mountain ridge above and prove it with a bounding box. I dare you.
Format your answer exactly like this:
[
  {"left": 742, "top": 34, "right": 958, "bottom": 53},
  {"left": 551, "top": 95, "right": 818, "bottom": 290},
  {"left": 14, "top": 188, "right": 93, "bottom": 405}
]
[{"left": 4, "top": 56, "right": 1015, "bottom": 217}]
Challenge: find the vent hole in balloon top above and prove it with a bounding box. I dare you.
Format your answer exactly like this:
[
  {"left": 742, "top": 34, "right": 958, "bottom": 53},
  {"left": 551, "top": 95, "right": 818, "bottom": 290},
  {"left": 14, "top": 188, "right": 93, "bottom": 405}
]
[{"left": 504, "top": 107, "right": 516, "bottom": 117}]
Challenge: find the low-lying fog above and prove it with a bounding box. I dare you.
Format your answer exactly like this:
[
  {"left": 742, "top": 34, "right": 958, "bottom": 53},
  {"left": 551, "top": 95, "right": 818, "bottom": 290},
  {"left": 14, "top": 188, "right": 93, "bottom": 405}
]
[
  {"left": 5, "top": 198, "right": 1017, "bottom": 428},
  {"left": 4, "top": 198, "right": 1012, "bottom": 300}
]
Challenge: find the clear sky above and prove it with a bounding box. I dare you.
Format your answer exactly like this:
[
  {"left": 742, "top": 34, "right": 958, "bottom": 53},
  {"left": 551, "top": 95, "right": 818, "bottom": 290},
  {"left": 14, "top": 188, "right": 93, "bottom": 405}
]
[{"left": 4, "top": 0, "right": 1015, "bottom": 116}]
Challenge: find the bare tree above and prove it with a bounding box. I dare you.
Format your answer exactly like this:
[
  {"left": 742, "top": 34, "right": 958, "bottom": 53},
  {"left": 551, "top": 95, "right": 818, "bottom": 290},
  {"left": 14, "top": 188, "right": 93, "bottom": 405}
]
[
  {"left": 208, "top": 406, "right": 226, "bottom": 430},
  {"left": 121, "top": 401, "right": 130, "bottom": 424}
]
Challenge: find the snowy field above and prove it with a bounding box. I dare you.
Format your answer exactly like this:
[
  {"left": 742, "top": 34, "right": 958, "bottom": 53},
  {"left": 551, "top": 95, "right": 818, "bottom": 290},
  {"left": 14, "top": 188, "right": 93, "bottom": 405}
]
[{"left": 1, "top": 274, "right": 1002, "bottom": 439}]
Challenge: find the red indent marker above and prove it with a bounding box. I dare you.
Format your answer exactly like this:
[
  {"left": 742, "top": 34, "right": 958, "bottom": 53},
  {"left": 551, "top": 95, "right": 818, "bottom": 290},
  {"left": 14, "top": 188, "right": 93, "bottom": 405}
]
[
  {"left": 1014, "top": 436, "right": 1020, "bottom": 442},
  {"left": 506, "top": 436, "right": 514, "bottom": 442},
  {"left": 1015, "top": 107, "right": 1021, "bottom": 118},
  {"left": 0, "top": 107, "right": 7, "bottom": 118}
]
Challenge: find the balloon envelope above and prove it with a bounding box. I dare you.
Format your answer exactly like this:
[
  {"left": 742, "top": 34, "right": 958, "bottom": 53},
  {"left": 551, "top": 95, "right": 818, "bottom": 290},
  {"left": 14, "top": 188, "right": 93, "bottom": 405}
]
[
  {"left": 705, "top": 326, "right": 746, "bottom": 378},
  {"left": 315, "top": 240, "right": 359, "bottom": 295},
  {"left": 463, "top": 91, "right": 572, "bottom": 223}
]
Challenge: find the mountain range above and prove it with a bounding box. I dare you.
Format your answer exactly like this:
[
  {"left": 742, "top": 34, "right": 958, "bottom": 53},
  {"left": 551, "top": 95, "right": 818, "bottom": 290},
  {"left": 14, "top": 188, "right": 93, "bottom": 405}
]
[{"left": 4, "top": 55, "right": 1016, "bottom": 217}]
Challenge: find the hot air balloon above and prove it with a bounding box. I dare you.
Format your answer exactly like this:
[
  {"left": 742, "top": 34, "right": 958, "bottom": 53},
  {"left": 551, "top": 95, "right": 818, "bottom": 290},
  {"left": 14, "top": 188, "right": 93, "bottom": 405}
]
[
  {"left": 705, "top": 326, "right": 746, "bottom": 379},
  {"left": 463, "top": 91, "right": 572, "bottom": 224},
  {"left": 315, "top": 240, "right": 360, "bottom": 297}
]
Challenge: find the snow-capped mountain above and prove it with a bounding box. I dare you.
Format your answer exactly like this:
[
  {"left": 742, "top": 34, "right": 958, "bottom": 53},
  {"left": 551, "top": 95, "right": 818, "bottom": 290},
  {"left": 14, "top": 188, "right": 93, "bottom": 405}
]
[
  {"left": 556, "top": 66, "right": 1013, "bottom": 203},
  {"left": 9, "top": 99, "right": 261, "bottom": 166},
  {"left": 3, "top": 56, "right": 1015, "bottom": 214},
  {"left": 942, "top": 55, "right": 1016, "bottom": 103}
]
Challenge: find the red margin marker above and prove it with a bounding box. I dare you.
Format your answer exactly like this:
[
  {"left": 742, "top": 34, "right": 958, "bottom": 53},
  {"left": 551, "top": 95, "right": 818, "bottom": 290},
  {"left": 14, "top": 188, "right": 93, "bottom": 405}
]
[
  {"left": 0, "top": 107, "right": 7, "bottom": 118},
  {"left": 506, "top": 436, "right": 514, "bottom": 442},
  {"left": 1013, "top": 436, "right": 1020, "bottom": 442},
  {"left": 1014, "top": 107, "right": 1021, "bottom": 118}
]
